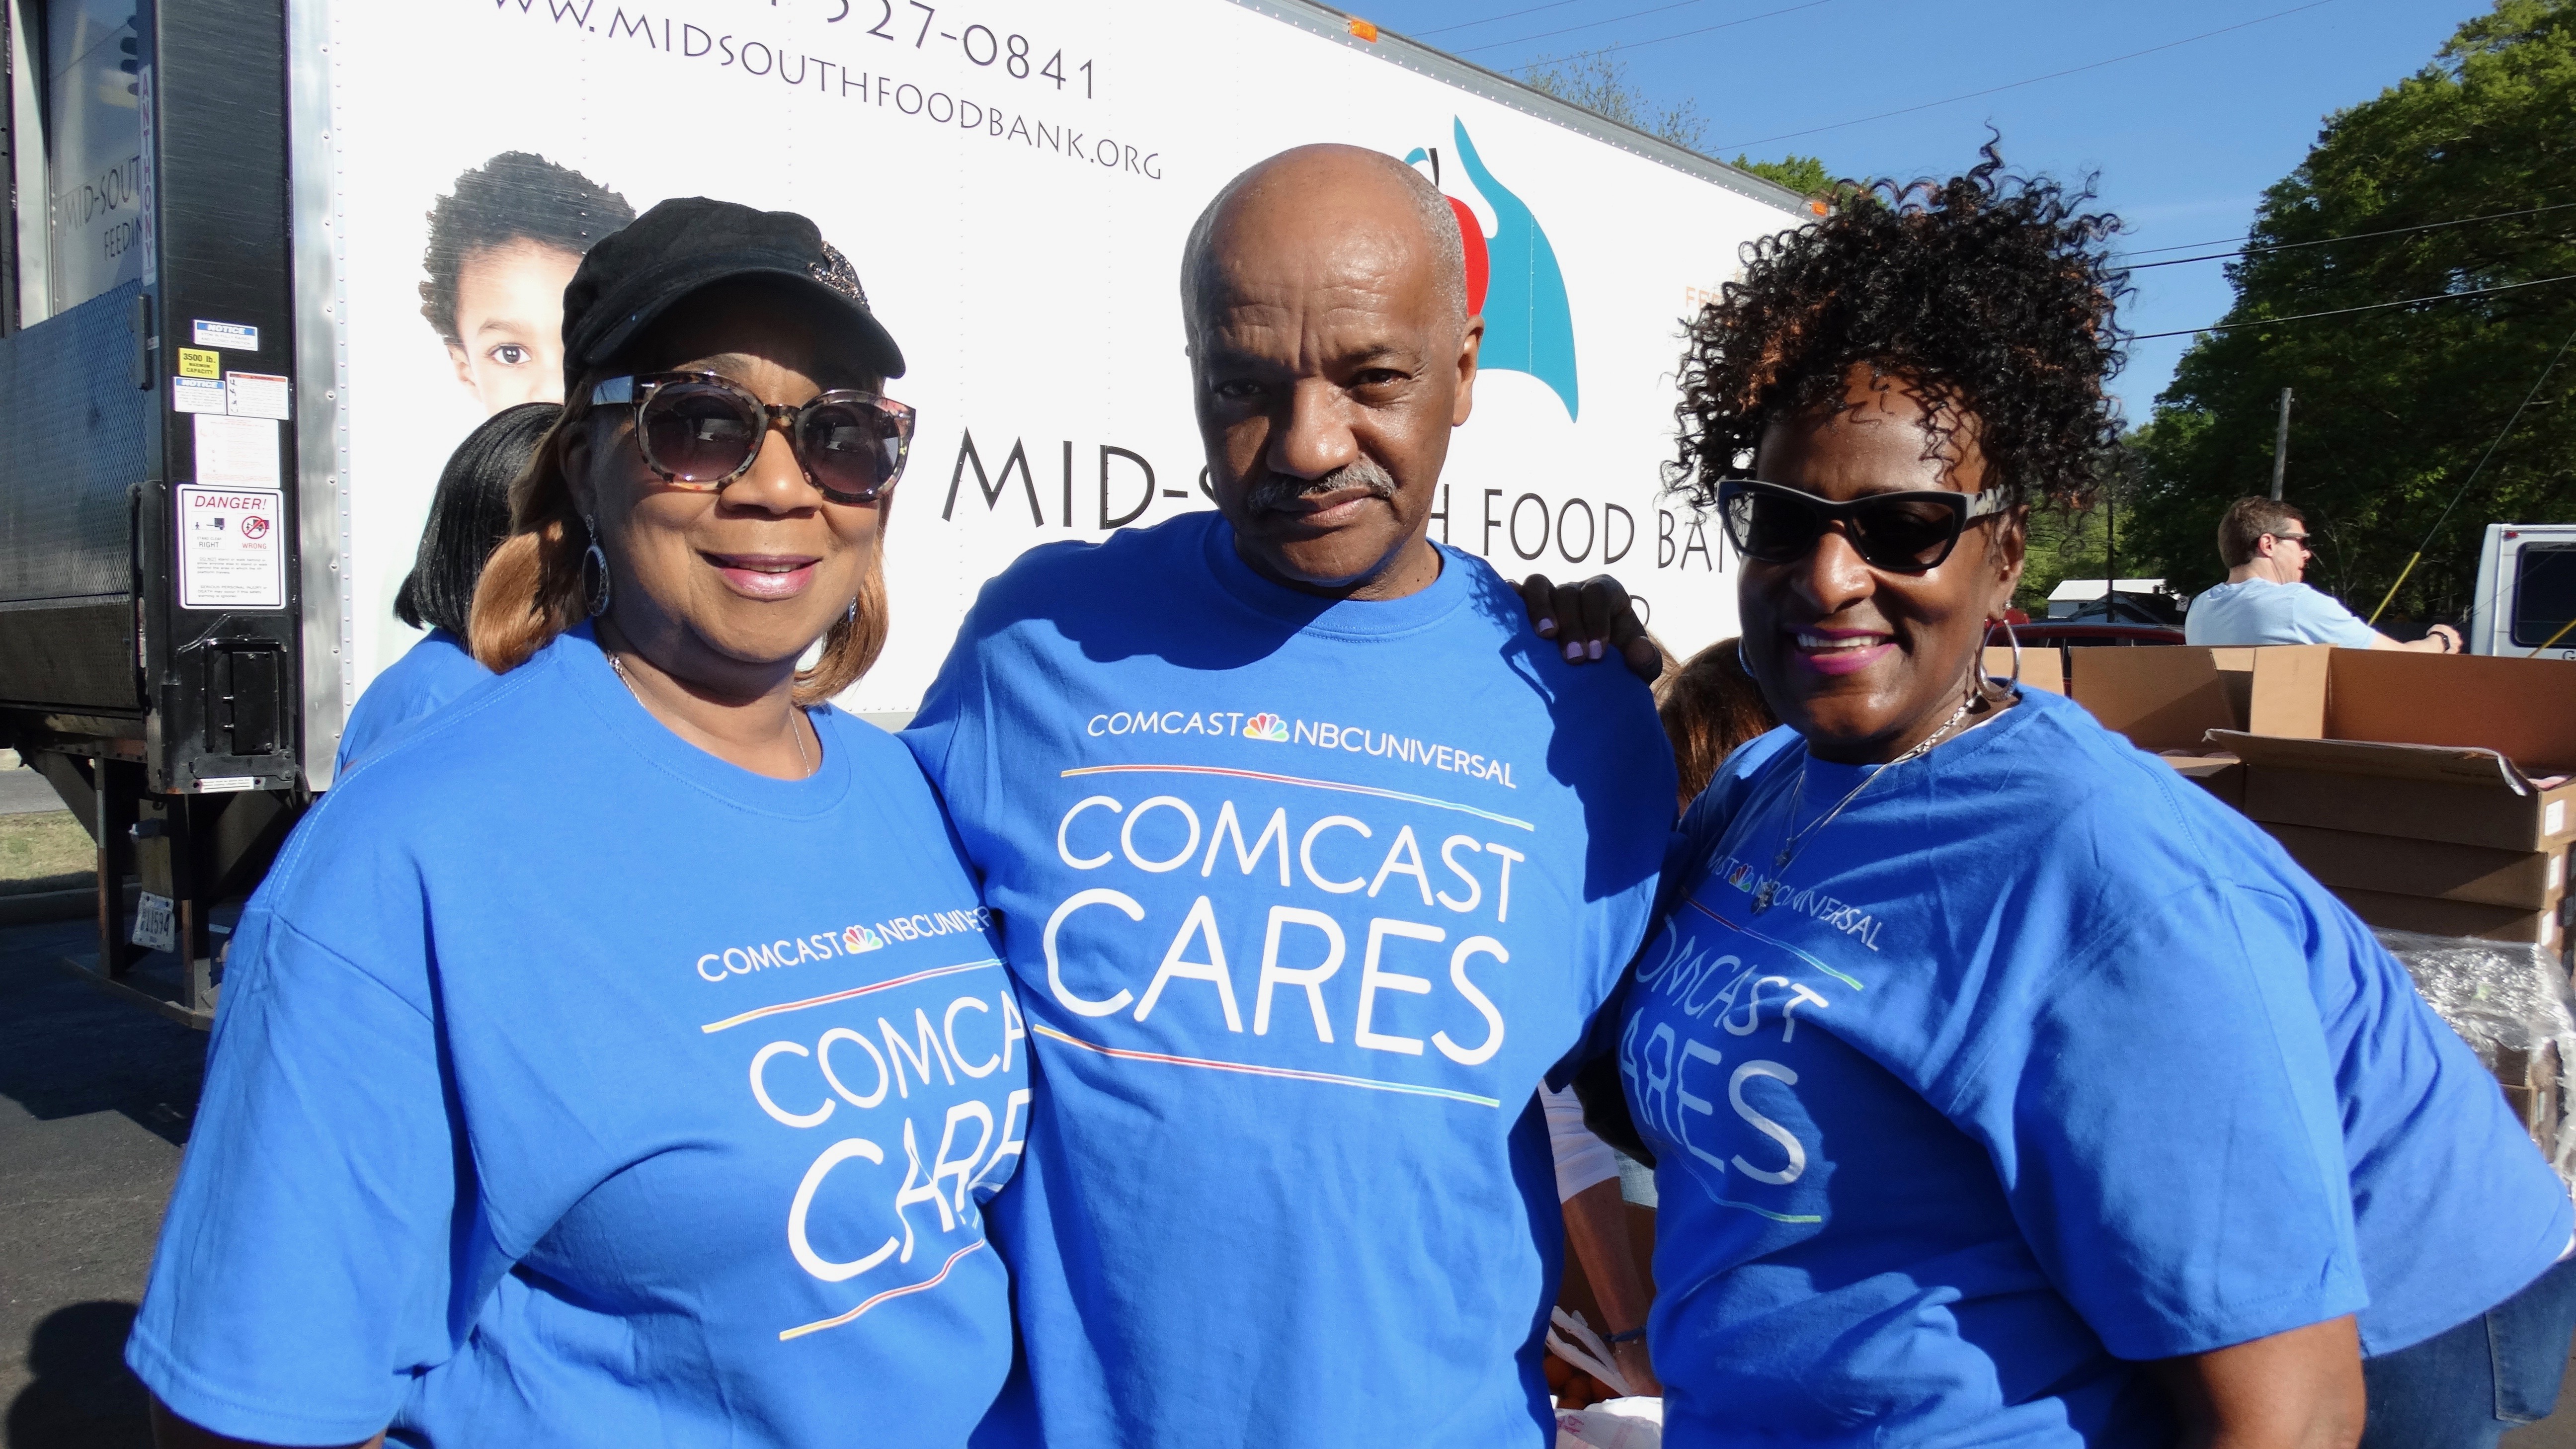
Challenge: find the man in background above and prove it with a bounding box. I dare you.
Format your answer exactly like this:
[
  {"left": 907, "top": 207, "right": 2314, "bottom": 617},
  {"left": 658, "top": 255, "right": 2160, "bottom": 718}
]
[
  {"left": 2185, "top": 496, "right": 2460, "bottom": 651},
  {"left": 418, "top": 152, "right": 633, "bottom": 414}
]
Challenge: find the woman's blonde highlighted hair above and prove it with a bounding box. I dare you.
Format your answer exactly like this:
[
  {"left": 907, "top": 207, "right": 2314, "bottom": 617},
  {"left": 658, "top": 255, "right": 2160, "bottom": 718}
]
[{"left": 466, "top": 394, "right": 890, "bottom": 706}]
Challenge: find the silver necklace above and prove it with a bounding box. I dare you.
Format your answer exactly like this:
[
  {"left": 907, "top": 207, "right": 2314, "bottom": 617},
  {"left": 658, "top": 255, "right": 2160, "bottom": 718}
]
[
  {"left": 1752, "top": 696, "right": 1973, "bottom": 914},
  {"left": 609, "top": 650, "right": 812, "bottom": 779}
]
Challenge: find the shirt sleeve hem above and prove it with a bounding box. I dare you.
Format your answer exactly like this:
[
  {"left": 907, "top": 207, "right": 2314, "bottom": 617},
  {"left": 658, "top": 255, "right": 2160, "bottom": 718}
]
[
  {"left": 126, "top": 1327, "right": 398, "bottom": 1447},
  {"left": 2095, "top": 1278, "right": 2371, "bottom": 1362}
]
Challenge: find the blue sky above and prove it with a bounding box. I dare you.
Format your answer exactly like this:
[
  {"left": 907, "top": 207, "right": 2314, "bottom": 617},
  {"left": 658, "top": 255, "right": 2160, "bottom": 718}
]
[{"left": 1355, "top": 0, "right": 2486, "bottom": 422}]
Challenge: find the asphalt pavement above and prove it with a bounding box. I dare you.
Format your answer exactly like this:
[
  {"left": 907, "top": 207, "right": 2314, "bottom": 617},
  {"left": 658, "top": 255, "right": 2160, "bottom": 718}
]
[
  {"left": 1, "top": 911, "right": 2573, "bottom": 1446},
  {"left": 0, "top": 919, "right": 197, "bottom": 1449}
]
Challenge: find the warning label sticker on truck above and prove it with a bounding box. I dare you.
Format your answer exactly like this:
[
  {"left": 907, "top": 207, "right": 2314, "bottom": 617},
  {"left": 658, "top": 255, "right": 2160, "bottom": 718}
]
[
  {"left": 225, "top": 372, "right": 290, "bottom": 421},
  {"left": 192, "top": 414, "right": 280, "bottom": 488},
  {"left": 175, "top": 484, "right": 286, "bottom": 611},
  {"left": 192, "top": 320, "right": 258, "bottom": 350},
  {"left": 171, "top": 377, "right": 225, "bottom": 414}
]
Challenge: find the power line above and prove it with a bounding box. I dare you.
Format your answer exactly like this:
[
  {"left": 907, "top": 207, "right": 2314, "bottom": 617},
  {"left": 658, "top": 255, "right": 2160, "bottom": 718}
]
[
  {"left": 2365, "top": 318, "right": 2576, "bottom": 626},
  {"left": 2120, "top": 201, "right": 2576, "bottom": 269},
  {"left": 1413, "top": 0, "right": 1585, "bottom": 37},
  {"left": 1712, "top": 0, "right": 2339, "bottom": 152},
  {"left": 2130, "top": 272, "right": 2576, "bottom": 341},
  {"left": 1453, "top": 0, "right": 1835, "bottom": 61},
  {"left": 1454, "top": 0, "right": 1723, "bottom": 54}
]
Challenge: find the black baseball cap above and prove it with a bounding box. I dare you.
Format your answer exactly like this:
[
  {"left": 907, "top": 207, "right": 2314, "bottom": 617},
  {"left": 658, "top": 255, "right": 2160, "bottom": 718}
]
[{"left": 559, "top": 197, "right": 905, "bottom": 393}]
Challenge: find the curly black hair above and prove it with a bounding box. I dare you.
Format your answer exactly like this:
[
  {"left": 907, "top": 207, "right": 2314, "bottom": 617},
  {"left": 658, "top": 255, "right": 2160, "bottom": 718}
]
[{"left": 1671, "top": 143, "right": 2129, "bottom": 511}]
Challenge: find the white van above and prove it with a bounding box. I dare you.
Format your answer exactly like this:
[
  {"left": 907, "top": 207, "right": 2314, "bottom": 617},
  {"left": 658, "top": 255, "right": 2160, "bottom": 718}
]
[{"left": 2468, "top": 523, "right": 2576, "bottom": 658}]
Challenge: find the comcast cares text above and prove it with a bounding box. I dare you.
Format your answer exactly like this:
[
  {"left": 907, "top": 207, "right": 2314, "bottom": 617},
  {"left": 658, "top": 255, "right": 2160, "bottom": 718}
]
[
  {"left": 1027, "top": 715, "right": 1589, "bottom": 1113},
  {"left": 697, "top": 910, "right": 1029, "bottom": 1341}
]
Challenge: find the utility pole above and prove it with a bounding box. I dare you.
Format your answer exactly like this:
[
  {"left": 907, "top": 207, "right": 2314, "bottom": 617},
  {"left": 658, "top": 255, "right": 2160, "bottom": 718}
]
[
  {"left": 2104, "top": 472, "right": 2116, "bottom": 620},
  {"left": 2269, "top": 387, "right": 2294, "bottom": 500}
]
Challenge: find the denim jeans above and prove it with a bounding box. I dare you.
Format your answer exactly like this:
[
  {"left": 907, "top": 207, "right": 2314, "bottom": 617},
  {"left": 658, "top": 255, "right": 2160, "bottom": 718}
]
[{"left": 2361, "top": 1253, "right": 2576, "bottom": 1448}]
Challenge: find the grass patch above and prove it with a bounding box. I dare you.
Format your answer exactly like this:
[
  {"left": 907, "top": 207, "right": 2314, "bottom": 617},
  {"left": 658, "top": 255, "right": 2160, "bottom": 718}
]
[{"left": 0, "top": 811, "right": 94, "bottom": 895}]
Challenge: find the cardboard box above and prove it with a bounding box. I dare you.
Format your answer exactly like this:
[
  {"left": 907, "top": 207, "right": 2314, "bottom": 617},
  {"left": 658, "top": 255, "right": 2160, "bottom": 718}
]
[
  {"left": 2162, "top": 754, "right": 2246, "bottom": 810},
  {"left": 2063, "top": 647, "right": 2251, "bottom": 807},
  {"left": 2494, "top": 1041, "right": 2564, "bottom": 1157},
  {"left": 1984, "top": 645, "right": 2063, "bottom": 696},
  {"left": 2069, "top": 646, "right": 2254, "bottom": 751},
  {"left": 2327, "top": 886, "right": 2563, "bottom": 949},
  {"left": 2264, "top": 824, "right": 2565, "bottom": 910},
  {"left": 2210, "top": 647, "right": 2576, "bottom": 855}
]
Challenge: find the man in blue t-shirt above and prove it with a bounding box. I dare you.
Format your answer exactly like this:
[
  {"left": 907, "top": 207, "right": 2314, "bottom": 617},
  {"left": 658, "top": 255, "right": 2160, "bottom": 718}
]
[
  {"left": 2184, "top": 496, "right": 2462, "bottom": 651},
  {"left": 905, "top": 145, "right": 1673, "bottom": 1448}
]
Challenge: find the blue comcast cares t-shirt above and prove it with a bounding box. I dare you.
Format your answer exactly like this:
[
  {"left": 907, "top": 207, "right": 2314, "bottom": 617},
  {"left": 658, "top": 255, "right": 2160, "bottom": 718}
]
[
  {"left": 904, "top": 513, "right": 1674, "bottom": 1449},
  {"left": 129, "top": 625, "right": 1026, "bottom": 1448},
  {"left": 1621, "top": 689, "right": 2569, "bottom": 1447}
]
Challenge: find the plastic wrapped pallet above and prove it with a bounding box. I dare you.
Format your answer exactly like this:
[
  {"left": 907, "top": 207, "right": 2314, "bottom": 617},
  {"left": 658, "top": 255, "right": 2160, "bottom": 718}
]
[
  {"left": 2377, "top": 928, "right": 2576, "bottom": 1181},
  {"left": 1557, "top": 1397, "right": 1662, "bottom": 1449}
]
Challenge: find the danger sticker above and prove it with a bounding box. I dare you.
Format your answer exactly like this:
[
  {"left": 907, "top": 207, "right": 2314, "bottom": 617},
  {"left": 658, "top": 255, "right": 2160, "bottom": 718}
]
[{"left": 175, "top": 484, "right": 286, "bottom": 611}]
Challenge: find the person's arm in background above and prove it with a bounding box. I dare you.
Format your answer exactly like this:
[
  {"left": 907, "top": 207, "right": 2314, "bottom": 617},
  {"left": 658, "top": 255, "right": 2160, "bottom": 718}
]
[
  {"left": 1544, "top": 1086, "right": 1661, "bottom": 1396},
  {"left": 152, "top": 1402, "right": 383, "bottom": 1449},
  {"left": 2148, "top": 1316, "right": 2364, "bottom": 1449},
  {"left": 1561, "top": 1180, "right": 1660, "bottom": 1396},
  {"left": 2295, "top": 585, "right": 2461, "bottom": 653},
  {"left": 2368, "top": 623, "right": 2460, "bottom": 653}
]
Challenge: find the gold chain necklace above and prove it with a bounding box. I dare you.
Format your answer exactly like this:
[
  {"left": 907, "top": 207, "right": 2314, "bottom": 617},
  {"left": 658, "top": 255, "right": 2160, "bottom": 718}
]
[
  {"left": 608, "top": 651, "right": 813, "bottom": 779},
  {"left": 1752, "top": 696, "right": 1972, "bottom": 914}
]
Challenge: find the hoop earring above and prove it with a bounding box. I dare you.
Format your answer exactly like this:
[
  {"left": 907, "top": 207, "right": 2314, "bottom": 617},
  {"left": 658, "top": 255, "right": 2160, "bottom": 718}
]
[
  {"left": 1736, "top": 636, "right": 1753, "bottom": 674},
  {"left": 1985, "top": 616, "right": 2023, "bottom": 697},
  {"left": 581, "top": 515, "right": 613, "bottom": 618}
]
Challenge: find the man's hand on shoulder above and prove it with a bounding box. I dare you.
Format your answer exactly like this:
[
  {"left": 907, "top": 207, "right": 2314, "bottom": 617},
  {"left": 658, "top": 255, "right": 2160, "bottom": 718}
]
[{"left": 1517, "top": 573, "right": 1663, "bottom": 683}]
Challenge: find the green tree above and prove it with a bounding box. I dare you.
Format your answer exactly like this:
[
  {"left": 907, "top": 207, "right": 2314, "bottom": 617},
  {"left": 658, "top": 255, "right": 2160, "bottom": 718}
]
[
  {"left": 1523, "top": 51, "right": 1708, "bottom": 153},
  {"left": 2129, "top": 0, "right": 2576, "bottom": 623},
  {"left": 1732, "top": 154, "right": 1832, "bottom": 196}
]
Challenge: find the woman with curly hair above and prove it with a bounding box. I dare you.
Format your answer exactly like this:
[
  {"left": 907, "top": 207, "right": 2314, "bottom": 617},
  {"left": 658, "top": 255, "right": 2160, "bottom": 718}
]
[{"left": 1551, "top": 149, "right": 2576, "bottom": 1447}]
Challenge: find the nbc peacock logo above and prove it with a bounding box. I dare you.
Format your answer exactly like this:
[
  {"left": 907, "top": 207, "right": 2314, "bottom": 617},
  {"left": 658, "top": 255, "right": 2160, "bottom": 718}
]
[
  {"left": 1242, "top": 713, "right": 1291, "bottom": 742},
  {"left": 1404, "top": 119, "right": 1579, "bottom": 420},
  {"left": 842, "top": 923, "right": 885, "bottom": 954}
]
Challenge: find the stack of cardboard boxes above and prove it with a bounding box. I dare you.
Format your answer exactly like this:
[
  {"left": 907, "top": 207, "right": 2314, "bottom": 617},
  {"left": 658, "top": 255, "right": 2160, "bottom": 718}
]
[
  {"left": 2069, "top": 645, "right": 2576, "bottom": 1156},
  {"left": 2070, "top": 646, "right": 2576, "bottom": 962}
]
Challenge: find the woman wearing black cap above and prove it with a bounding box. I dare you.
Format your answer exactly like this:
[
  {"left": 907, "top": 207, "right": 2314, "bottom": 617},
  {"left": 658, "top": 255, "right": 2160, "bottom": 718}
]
[{"left": 127, "top": 199, "right": 1030, "bottom": 1449}]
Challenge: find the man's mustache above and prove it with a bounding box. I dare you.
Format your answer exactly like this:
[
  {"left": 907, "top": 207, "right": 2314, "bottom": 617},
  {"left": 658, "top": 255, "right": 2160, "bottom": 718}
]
[{"left": 1241, "top": 458, "right": 1400, "bottom": 513}]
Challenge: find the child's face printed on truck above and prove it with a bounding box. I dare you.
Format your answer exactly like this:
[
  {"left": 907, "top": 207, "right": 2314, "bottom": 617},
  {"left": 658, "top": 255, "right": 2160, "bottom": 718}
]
[
  {"left": 566, "top": 280, "right": 886, "bottom": 695},
  {"left": 446, "top": 239, "right": 582, "bottom": 414},
  {"left": 1189, "top": 149, "right": 1480, "bottom": 598}
]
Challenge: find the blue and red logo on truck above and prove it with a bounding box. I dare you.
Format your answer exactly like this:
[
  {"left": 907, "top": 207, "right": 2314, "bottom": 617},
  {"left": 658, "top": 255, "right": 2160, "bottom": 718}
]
[{"left": 1407, "top": 119, "right": 1580, "bottom": 422}]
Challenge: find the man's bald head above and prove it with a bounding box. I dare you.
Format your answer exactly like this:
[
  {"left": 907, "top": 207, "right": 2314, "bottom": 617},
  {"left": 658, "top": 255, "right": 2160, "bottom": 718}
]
[
  {"left": 1180, "top": 144, "right": 1468, "bottom": 341},
  {"left": 1179, "top": 144, "right": 1484, "bottom": 601}
]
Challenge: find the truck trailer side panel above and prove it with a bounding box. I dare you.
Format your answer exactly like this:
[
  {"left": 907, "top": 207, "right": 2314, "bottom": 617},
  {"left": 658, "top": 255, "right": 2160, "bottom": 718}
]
[{"left": 306, "top": 0, "right": 1805, "bottom": 775}]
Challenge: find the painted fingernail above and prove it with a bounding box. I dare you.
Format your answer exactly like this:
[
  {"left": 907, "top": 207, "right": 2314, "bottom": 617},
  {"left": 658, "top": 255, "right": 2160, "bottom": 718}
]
[
  {"left": 1588, "top": 639, "right": 1605, "bottom": 661},
  {"left": 1536, "top": 618, "right": 1558, "bottom": 636},
  {"left": 1564, "top": 640, "right": 1583, "bottom": 661}
]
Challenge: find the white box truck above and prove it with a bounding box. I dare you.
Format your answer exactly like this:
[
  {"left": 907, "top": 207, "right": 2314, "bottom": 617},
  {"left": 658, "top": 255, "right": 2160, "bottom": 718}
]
[{"left": 0, "top": 0, "right": 1809, "bottom": 1022}]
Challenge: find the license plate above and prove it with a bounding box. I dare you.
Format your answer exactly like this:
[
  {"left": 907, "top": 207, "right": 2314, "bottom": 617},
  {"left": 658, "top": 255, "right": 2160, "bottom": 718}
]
[{"left": 132, "top": 892, "right": 177, "bottom": 952}]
